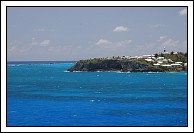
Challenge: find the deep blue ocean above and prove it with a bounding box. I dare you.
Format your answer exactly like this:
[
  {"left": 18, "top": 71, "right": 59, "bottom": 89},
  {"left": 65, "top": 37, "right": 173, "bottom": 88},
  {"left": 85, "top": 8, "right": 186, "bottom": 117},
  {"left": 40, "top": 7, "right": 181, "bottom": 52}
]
[{"left": 7, "top": 61, "right": 187, "bottom": 126}]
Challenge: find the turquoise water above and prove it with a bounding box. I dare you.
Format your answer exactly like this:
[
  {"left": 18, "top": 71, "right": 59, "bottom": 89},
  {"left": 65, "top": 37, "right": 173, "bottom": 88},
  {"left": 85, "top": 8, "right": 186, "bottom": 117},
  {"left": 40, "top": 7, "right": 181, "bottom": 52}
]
[{"left": 7, "top": 62, "right": 187, "bottom": 126}]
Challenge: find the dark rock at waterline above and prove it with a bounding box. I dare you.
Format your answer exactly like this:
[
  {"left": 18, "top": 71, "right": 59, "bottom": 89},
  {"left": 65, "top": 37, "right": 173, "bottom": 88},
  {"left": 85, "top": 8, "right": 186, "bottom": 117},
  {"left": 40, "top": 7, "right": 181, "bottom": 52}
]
[{"left": 67, "top": 59, "right": 162, "bottom": 72}]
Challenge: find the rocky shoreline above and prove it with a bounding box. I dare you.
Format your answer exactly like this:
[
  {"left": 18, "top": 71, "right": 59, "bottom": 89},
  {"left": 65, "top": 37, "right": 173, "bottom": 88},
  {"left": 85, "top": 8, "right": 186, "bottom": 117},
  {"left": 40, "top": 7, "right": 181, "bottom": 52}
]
[{"left": 67, "top": 59, "right": 162, "bottom": 72}]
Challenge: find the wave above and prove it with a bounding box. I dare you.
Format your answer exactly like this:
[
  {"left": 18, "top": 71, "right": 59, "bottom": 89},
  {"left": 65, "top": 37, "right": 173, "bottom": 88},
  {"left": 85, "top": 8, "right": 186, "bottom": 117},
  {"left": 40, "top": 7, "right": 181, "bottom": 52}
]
[
  {"left": 7, "top": 64, "right": 24, "bottom": 66},
  {"left": 63, "top": 70, "right": 84, "bottom": 72},
  {"left": 63, "top": 70, "right": 70, "bottom": 72},
  {"left": 116, "top": 71, "right": 131, "bottom": 73},
  {"left": 147, "top": 72, "right": 161, "bottom": 73}
]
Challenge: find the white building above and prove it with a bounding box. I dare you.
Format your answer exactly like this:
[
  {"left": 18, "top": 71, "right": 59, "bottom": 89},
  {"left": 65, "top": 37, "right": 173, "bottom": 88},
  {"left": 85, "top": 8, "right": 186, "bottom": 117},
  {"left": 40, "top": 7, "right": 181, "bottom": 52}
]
[
  {"left": 163, "top": 52, "right": 169, "bottom": 54},
  {"left": 157, "top": 57, "right": 164, "bottom": 60},
  {"left": 171, "top": 64, "right": 182, "bottom": 68},
  {"left": 145, "top": 58, "right": 153, "bottom": 62},
  {"left": 168, "top": 59, "right": 173, "bottom": 63},
  {"left": 142, "top": 55, "right": 154, "bottom": 59},
  {"left": 130, "top": 56, "right": 138, "bottom": 59},
  {"left": 153, "top": 64, "right": 160, "bottom": 67},
  {"left": 162, "top": 59, "right": 168, "bottom": 63},
  {"left": 175, "top": 62, "right": 183, "bottom": 64},
  {"left": 157, "top": 61, "right": 163, "bottom": 64},
  {"left": 162, "top": 64, "right": 172, "bottom": 68}
]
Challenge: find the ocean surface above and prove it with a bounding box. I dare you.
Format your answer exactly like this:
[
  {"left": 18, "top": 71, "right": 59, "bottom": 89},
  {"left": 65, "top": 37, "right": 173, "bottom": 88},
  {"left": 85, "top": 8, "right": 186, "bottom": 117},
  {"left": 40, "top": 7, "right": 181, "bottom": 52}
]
[{"left": 7, "top": 61, "right": 187, "bottom": 126}]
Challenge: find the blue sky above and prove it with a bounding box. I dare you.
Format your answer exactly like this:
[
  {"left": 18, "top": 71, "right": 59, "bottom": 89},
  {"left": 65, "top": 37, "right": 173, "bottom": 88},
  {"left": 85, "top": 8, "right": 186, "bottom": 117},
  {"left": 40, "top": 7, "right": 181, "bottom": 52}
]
[{"left": 7, "top": 7, "right": 187, "bottom": 61}]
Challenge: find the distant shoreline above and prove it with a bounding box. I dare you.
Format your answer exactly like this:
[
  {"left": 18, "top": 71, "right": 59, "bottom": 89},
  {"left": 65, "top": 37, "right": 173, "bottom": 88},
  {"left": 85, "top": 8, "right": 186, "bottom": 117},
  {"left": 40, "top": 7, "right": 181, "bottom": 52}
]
[
  {"left": 67, "top": 59, "right": 187, "bottom": 73},
  {"left": 65, "top": 70, "right": 187, "bottom": 73},
  {"left": 7, "top": 61, "right": 77, "bottom": 64}
]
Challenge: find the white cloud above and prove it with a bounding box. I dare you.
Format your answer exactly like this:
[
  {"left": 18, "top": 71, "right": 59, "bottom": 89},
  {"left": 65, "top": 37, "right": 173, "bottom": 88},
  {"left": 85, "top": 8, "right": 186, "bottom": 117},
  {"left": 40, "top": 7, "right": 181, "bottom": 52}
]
[
  {"left": 113, "top": 26, "right": 128, "bottom": 32},
  {"left": 95, "top": 38, "right": 132, "bottom": 51},
  {"left": 162, "top": 39, "right": 179, "bottom": 47},
  {"left": 179, "top": 8, "right": 187, "bottom": 16},
  {"left": 32, "top": 41, "right": 38, "bottom": 45},
  {"left": 40, "top": 40, "right": 50, "bottom": 46},
  {"left": 116, "top": 40, "right": 132, "bottom": 47},
  {"left": 151, "top": 24, "right": 166, "bottom": 28},
  {"left": 31, "top": 38, "right": 51, "bottom": 46},
  {"left": 153, "top": 38, "right": 187, "bottom": 53},
  {"left": 160, "top": 36, "right": 167, "bottom": 40},
  {"left": 8, "top": 46, "right": 27, "bottom": 54},
  {"left": 31, "top": 38, "right": 39, "bottom": 45},
  {"left": 96, "top": 39, "right": 112, "bottom": 45},
  {"left": 157, "top": 36, "right": 167, "bottom": 42}
]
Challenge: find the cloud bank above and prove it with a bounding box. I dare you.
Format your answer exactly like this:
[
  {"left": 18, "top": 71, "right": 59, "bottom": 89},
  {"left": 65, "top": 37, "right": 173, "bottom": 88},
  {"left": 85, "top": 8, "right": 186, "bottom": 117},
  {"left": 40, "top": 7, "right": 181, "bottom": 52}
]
[
  {"left": 179, "top": 8, "right": 187, "bottom": 16},
  {"left": 96, "top": 39, "right": 112, "bottom": 45},
  {"left": 113, "top": 26, "right": 128, "bottom": 32},
  {"left": 95, "top": 39, "right": 132, "bottom": 49},
  {"left": 40, "top": 40, "right": 50, "bottom": 46}
]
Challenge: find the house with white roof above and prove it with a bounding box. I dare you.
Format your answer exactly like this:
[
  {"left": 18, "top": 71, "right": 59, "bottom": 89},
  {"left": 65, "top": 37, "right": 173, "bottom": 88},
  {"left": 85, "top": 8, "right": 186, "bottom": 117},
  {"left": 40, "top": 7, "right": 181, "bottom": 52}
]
[
  {"left": 171, "top": 63, "right": 182, "bottom": 68},
  {"left": 145, "top": 58, "right": 153, "bottom": 62},
  {"left": 157, "top": 57, "right": 164, "bottom": 60},
  {"left": 157, "top": 61, "right": 163, "bottom": 64},
  {"left": 162, "top": 64, "right": 172, "bottom": 68},
  {"left": 153, "top": 64, "right": 160, "bottom": 68},
  {"left": 168, "top": 59, "right": 173, "bottom": 63},
  {"left": 175, "top": 62, "right": 183, "bottom": 64},
  {"left": 162, "top": 59, "right": 168, "bottom": 64}
]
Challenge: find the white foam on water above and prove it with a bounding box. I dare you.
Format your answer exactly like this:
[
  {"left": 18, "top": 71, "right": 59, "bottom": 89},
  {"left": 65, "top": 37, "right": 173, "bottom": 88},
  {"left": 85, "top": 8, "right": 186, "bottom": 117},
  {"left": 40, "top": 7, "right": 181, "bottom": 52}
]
[
  {"left": 116, "top": 71, "right": 131, "bottom": 73},
  {"left": 74, "top": 71, "right": 83, "bottom": 72},
  {"left": 8, "top": 64, "right": 24, "bottom": 66},
  {"left": 95, "top": 91, "right": 101, "bottom": 94},
  {"left": 90, "top": 100, "right": 95, "bottom": 102}
]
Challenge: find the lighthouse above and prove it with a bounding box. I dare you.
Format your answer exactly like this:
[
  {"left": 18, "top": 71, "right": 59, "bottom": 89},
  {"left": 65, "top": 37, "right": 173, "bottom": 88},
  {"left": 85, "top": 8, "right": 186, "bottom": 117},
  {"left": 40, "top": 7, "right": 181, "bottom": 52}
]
[
  {"left": 163, "top": 47, "right": 169, "bottom": 54},
  {"left": 164, "top": 47, "right": 166, "bottom": 53}
]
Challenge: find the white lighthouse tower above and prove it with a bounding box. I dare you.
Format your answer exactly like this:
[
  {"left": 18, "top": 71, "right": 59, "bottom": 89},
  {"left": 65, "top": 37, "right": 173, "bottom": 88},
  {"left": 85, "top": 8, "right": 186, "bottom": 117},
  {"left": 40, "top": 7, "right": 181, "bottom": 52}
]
[
  {"left": 164, "top": 47, "right": 166, "bottom": 53},
  {"left": 163, "top": 47, "right": 169, "bottom": 54}
]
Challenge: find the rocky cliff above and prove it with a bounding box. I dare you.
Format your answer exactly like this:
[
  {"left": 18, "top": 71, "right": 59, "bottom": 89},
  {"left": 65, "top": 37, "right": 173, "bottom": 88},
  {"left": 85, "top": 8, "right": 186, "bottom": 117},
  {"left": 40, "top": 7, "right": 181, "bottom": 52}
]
[{"left": 67, "top": 59, "right": 162, "bottom": 72}]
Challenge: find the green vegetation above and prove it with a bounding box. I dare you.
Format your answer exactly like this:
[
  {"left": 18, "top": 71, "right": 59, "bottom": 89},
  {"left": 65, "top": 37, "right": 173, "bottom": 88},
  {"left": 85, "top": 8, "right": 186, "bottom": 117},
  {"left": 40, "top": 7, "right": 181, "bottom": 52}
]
[
  {"left": 158, "top": 52, "right": 187, "bottom": 63},
  {"left": 69, "top": 51, "right": 187, "bottom": 72},
  {"left": 80, "top": 57, "right": 123, "bottom": 64},
  {"left": 154, "top": 53, "right": 158, "bottom": 58},
  {"left": 80, "top": 58, "right": 103, "bottom": 64}
]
